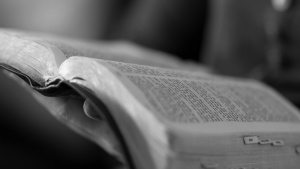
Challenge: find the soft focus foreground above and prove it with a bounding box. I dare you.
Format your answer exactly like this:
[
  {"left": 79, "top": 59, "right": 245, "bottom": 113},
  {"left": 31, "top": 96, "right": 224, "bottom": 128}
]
[{"left": 0, "top": 0, "right": 125, "bottom": 167}]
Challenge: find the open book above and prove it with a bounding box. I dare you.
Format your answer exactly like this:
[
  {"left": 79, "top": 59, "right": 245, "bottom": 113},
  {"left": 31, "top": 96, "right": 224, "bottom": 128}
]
[{"left": 1, "top": 29, "right": 300, "bottom": 169}]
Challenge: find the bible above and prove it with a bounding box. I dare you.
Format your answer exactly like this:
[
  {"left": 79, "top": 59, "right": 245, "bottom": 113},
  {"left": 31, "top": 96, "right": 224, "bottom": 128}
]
[{"left": 1, "top": 29, "right": 300, "bottom": 169}]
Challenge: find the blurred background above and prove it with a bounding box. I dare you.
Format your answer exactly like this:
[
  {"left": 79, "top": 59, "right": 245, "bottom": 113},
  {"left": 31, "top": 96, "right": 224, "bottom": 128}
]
[{"left": 0, "top": 0, "right": 205, "bottom": 60}]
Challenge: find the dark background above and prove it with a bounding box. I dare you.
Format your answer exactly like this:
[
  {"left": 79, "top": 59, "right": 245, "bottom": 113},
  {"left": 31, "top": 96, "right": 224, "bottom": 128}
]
[{"left": 0, "top": 71, "right": 119, "bottom": 168}]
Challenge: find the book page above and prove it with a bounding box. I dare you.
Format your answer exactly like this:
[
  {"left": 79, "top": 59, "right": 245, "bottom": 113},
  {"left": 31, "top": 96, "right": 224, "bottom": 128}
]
[
  {"left": 0, "top": 28, "right": 207, "bottom": 72},
  {"left": 59, "top": 57, "right": 300, "bottom": 168},
  {"left": 43, "top": 37, "right": 208, "bottom": 72},
  {"left": 104, "top": 61, "right": 300, "bottom": 124}
]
